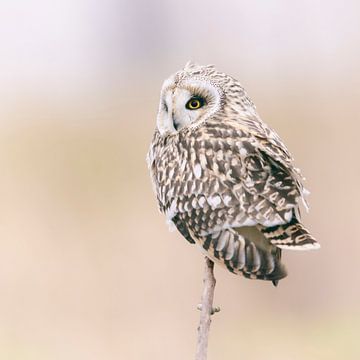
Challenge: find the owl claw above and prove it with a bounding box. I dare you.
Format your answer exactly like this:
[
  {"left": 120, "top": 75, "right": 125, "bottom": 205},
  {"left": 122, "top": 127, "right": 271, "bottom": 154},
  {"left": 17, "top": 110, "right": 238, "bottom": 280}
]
[{"left": 197, "top": 303, "right": 221, "bottom": 315}]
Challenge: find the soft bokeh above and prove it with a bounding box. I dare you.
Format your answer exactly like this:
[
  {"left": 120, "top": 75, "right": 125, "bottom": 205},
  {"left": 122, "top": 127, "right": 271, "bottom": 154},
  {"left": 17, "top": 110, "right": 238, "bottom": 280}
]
[{"left": 0, "top": 1, "right": 359, "bottom": 359}]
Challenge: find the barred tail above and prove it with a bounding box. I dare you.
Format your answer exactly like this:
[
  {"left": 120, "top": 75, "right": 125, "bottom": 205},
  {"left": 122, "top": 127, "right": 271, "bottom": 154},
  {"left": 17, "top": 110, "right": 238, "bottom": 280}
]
[
  {"left": 259, "top": 217, "right": 320, "bottom": 250},
  {"left": 196, "top": 227, "right": 288, "bottom": 286}
]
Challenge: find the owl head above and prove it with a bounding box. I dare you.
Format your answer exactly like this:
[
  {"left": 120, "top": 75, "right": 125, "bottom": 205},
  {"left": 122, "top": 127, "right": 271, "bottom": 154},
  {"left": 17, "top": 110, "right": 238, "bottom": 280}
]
[{"left": 156, "top": 62, "right": 256, "bottom": 136}]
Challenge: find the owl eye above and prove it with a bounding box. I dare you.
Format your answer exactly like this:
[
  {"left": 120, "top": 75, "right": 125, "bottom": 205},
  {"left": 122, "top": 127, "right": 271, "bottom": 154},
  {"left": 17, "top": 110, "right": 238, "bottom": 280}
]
[{"left": 185, "top": 96, "right": 205, "bottom": 110}]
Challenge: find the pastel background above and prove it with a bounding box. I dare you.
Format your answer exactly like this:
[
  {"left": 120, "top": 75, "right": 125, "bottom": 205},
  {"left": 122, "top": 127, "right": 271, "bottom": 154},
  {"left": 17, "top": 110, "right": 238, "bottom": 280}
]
[{"left": 0, "top": 1, "right": 359, "bottom": 359}]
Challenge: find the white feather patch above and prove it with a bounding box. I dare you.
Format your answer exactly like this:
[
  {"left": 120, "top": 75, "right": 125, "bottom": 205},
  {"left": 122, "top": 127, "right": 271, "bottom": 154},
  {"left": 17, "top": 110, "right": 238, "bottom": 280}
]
[
  {"left": 207, "top": 195, "right": 221, "bottom": 208},
  {"left": 240, "top": 218, "right": 258, "bottom": 226},
  {"left": 284, "top": 210, "right": 293, "bottom": 222},
  {"left": 223, "top": 195, "right": 232, "bottom": 206},
  {"left": 277, "top": 243, "right": 321, "bottom": 251},
  {"left": 180, "top": 159, "right": 187, "bottom": 172},
  {"left": 239, "top": 147, "right": 247, "bottom": 157},
  {"left": 165, "top": 199, "right": 177, "bottom": 222},
  {"left": 193, "top": 163, "right": 202, "bottom": 179},
  {"left": 166, "top": 219, "right": 176, "bottom": 232},
  {"left": 261, "top": 218, "right": 286, "bottom": 227},
  {"left": 198, "top": 196, "right": 206, "bottom": 207}
]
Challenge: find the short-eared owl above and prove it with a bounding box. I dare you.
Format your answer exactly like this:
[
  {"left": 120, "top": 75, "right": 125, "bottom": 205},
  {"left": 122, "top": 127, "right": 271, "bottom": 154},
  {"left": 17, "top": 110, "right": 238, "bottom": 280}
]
[{"left": 147, "top": 62, "right": 319, "bottom": 285}]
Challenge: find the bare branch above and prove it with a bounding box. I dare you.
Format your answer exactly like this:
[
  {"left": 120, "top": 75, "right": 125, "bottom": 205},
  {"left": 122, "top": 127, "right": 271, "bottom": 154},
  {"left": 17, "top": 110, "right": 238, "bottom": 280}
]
[{"left": 195, "top": 257, "right": 218, "bottom": 360}]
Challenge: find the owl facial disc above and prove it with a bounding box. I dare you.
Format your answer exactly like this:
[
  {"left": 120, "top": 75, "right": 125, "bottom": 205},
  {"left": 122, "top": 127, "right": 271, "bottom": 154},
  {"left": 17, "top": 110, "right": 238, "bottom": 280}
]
[{"left": 156, "top": 77, "right": 223, "bottom": 135}]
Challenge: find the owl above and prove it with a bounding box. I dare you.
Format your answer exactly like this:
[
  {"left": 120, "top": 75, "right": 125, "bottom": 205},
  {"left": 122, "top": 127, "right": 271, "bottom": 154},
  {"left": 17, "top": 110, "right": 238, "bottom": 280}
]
[{"left": 147, "top": 62, "right": 320, "bottom": 286}]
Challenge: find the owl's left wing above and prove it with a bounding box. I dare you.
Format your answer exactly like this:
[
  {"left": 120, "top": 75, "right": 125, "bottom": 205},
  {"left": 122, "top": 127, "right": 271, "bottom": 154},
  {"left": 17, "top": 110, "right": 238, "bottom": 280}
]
[
  {"left": 239, "top": 111, "right": 307, "bottom": 202},
  {"left": 194, "top": 118, "right": 318, "bottom": 250},
  {"left": 195, "top": 120, "right": 305, "bottom": 230}
]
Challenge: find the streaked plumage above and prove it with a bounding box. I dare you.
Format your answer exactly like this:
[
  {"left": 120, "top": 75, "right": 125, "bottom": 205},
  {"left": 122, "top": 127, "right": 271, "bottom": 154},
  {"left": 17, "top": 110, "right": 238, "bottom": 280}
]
[{"left": 147, "top": 62, "right": 319, "bottom": 285}]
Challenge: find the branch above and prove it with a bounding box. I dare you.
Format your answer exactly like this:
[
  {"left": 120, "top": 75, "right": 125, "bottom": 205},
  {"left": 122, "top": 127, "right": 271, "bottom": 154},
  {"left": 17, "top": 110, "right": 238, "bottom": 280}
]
[{"left": 195, "top": 257, "right": 219, "bottom": 360}]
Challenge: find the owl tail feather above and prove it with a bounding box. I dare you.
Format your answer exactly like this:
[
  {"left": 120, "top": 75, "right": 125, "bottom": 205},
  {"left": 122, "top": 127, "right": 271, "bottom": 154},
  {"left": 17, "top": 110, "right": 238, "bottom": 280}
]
[
  {"left": 197, "top": 228, "right": 288, "bottom": 286},
  {"left": 259, "top": 217, "right": 320, "bottom": 251}
]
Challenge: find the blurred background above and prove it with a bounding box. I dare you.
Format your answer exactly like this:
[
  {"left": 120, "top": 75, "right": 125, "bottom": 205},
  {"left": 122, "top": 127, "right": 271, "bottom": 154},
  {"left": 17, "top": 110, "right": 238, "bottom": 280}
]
[{"left": 0, "top": 0, "right": 359, "bottom": 359}]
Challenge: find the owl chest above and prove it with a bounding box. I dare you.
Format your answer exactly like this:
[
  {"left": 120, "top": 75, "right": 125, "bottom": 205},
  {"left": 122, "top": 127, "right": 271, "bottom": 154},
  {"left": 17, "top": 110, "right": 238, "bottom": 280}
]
[{"left": 154, "top": 142, "right": 197, "bottom": 204}]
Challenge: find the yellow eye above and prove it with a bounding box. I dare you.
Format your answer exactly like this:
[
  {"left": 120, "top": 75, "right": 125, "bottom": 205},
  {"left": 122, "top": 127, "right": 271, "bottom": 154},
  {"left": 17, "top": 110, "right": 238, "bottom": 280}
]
[{"left": 186, "top": 97, "right": 205, "bottom": 110}]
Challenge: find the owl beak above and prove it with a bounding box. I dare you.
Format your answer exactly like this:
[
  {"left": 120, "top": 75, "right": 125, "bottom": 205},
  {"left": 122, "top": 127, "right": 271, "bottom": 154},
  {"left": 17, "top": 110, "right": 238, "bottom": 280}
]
[{"left": 172, "top": 112, "right": 179, "bottom": 131}]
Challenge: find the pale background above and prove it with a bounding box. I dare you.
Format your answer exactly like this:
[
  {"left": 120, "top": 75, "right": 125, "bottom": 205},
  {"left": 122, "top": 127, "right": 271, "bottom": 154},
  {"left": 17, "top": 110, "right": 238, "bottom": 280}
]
[{"left": 0, "top": 1, "right": 359, "bottom": 359}]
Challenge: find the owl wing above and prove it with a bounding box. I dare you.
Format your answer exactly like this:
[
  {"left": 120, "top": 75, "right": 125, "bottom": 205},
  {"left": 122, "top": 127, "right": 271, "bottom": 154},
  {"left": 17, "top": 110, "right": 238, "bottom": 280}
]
[
  {"left": 198, "top": 117, "right": 319, "bottom": 249},
  {"left": 195, "top": 119, "right": 303, "bottom": 228},
  {"left": 170, "top": 119, "right": 318, "bottom": 248},
  {"left": 226, "top": 113, "right": 318, "bottom": 246}
]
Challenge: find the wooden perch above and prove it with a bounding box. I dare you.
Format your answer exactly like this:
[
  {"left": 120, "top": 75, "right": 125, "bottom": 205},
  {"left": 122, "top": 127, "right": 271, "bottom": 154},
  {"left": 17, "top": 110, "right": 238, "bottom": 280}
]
[{"left": 195, "top": 257, "right": 219, "bottom": 360}]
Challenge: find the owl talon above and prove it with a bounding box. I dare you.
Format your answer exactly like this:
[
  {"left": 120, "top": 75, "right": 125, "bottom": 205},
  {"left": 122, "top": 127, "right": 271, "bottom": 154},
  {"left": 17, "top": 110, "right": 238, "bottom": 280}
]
[{"left": 197, "top": 303, "right": 221, "bottom": 315}]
